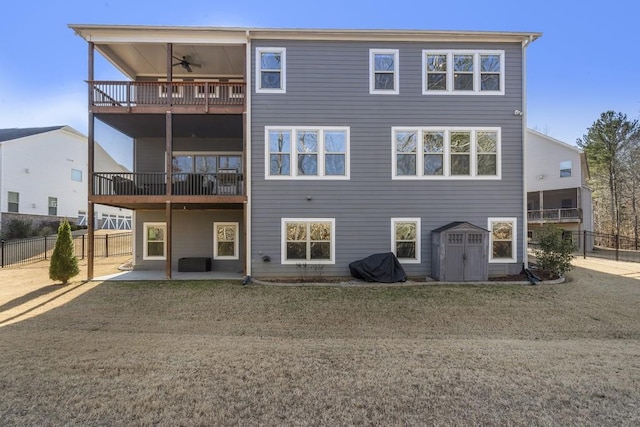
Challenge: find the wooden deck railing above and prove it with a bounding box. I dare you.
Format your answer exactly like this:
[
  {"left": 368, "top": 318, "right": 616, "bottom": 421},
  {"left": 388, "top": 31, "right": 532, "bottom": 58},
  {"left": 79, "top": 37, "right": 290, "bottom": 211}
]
[
  {"left": 527, "top": 208, "right": 582, "bottom": 222},
  {"left": 93, "top": 172, "right": 243, "bottom": 197},
  {"left": 89, "top": 81, "right": 245, "bottom": 108}
]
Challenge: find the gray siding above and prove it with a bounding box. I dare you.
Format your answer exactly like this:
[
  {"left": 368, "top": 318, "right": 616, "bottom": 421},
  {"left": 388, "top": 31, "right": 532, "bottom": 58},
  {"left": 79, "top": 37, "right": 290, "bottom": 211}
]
[
  {"left": 134, "top": 209, "right": 244, "bottom": 272},
  {"left": 251, "top": 40, "right": 525, "bottom": 278}
]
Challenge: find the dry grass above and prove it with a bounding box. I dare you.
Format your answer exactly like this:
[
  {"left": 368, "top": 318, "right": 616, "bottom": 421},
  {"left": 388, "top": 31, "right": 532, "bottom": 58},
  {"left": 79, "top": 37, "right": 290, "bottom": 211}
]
[{"left": 0, "top": 260, "right": 639, "bottom": 426}]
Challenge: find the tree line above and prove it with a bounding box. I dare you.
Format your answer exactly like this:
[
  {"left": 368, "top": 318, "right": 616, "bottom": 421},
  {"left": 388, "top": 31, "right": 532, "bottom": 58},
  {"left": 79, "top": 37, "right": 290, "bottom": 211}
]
[{"left": 578, "top": 111, "right": 640, "bottom": 240}]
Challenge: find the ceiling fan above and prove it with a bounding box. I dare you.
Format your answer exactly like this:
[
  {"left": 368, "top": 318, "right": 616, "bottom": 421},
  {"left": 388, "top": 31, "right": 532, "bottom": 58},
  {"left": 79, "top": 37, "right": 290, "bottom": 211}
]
[{"left": 172, "top": 55, "right": 202, "bottom": 73}]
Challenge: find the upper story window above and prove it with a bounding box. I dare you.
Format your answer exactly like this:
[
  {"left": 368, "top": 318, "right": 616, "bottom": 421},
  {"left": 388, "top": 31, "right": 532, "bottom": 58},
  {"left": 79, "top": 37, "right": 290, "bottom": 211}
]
[
  {"left": 423, "top": 50, "right": 505, "bottom": 95},
  {"left": 560, "top": 160, "right": 572, "bottom": 177},
  {"left": 158, "top": 79, "right": 183, "bottom": 98},
  {"left": 7, "top": 191, "right": 19, "bottom": 213},
  {"left": 393, "top": 127, "right": 501, "bottom": 179},
  {"left": 256, "top": 48, "right": 286, "bottom": 93},
  {"left": 391, "top": 218, "right": 421, "bottom": 264},
  {"left": 370, "top": 49, "right": 399, "bottom": 94},
  {"left": 48, "top": 197, "right": 58, "bottom": 216},
  {"left": 71, "top": 169, "right": 83, "bottom": 182},
  {"left": 266, "top": 127, "right": 350, "bottom": 179}
]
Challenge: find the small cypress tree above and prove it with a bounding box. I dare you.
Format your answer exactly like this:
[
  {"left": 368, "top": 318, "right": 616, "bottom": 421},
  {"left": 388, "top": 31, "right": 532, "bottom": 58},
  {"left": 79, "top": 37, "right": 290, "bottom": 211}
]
[{"left": 49, "top": 219, "right": 80, "bottom": 285}]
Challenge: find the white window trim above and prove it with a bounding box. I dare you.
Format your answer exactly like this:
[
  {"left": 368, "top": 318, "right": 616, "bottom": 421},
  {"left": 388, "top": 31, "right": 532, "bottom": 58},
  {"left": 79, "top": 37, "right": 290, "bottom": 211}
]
[
  {"left": 195, "top": 79, "right": 220, "bottom": 99},
  {"left": 256, "top": 47, "right": 286, "bottom": 94},
  {"left": 391, "top": 127, "right": 501, "bottom": 180},
  {"left": 281, "top": 218, "right": 336, "bottom": 265},
  {"left": 71, "top": 168, "right": 83, "bottom": 182},
  {"left": 7, "top": 191, "right": 19, "bottom": 213},
  {"left": 143, "top": 222, "right": 167, "bottom": 260},
  {"left": 370, "top": 49, "right": 399, "bottom": 95},
  {"left": 560, "top": 160, "right": 572, "bottom": 178},
  {"left": 158, "top": 79, "right": 184, "bottom": 98},
  {"left": 391, "top": 218, "right": 421, "bottom": 264},
  {"left": 422, "top": 50, "right": 505, "bottom": 95},
  {"left": 213, "top": 222, "right": 239, "bottom": 260},
  {"left": 265, "top": 126, "right": 350, "bottom": 180},
  {"left": 488, "top": 217, "right": 517, "bottom": 263},
  {"left": 228, "top": 78, "right": 245, "bottom": 98}
]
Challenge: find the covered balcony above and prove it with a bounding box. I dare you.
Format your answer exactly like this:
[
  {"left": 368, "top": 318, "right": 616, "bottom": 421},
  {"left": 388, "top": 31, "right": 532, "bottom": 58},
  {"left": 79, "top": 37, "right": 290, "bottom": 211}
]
[
  {"left": 527, "top": 188, "right": 583, "bottom": 224},
  {"left": 91, "top": 172, "right": 245, "bottom": 209}
]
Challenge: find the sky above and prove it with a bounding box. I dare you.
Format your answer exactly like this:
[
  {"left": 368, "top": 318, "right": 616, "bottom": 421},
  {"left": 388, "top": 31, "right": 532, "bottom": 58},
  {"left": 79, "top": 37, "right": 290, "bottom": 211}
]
[{"left": 0, "top": 0, "right": 638, "bottom": 169}]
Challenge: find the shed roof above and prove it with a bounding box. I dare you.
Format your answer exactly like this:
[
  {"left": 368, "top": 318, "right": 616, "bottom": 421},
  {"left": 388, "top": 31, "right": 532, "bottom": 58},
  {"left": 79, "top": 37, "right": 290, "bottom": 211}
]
[{"left": 432, "top": 221, "right": 489, "bottom": 234}]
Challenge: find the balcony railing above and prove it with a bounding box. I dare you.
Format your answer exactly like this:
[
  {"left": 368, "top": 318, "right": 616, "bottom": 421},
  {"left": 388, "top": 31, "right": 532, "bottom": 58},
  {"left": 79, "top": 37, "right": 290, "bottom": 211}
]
[
  {"left": 93, "top": 172, "right": 243, "bottom": 197},
  {"left": 90, "top": 81, "right": 245, "bottom": 109},
  {"left": 527, "top": 208, "right": 582, "bottom": 222}
]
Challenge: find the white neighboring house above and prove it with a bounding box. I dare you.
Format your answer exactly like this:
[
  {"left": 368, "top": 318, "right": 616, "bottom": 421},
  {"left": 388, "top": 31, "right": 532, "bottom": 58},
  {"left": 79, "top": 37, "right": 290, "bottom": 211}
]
[
  {"left": 526, "top": 128, "right": 593, "bottom": 245},
  {"left": 0, "top": 125, "right": 132, "bottom": 231}
]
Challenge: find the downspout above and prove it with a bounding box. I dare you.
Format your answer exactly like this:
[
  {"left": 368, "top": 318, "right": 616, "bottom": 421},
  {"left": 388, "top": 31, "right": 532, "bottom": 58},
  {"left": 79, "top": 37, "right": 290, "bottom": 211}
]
[
  {"left": 522, "top": 35, "right": 533, "bottom": 269},
  {"left": 245, "top": 30, "right": 252, "bottom": 278}
]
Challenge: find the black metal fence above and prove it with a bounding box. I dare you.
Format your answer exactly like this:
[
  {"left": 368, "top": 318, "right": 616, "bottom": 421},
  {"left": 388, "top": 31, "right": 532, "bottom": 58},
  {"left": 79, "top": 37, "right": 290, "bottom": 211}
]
[
  {"left": 0, "top": 232, "right": 132, "bottom": 268},
  {"left": 529, "top": 230, "right": 640, "bottom": 263}
]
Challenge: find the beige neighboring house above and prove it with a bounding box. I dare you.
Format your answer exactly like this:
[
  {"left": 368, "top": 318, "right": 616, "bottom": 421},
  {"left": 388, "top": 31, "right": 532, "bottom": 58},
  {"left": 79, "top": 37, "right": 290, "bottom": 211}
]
[
  {"left": 526, "top": 128, "right": 593, "bottom": 246},
  {"left": 0, "top": 125, "right": 132, "bottom": 231}
]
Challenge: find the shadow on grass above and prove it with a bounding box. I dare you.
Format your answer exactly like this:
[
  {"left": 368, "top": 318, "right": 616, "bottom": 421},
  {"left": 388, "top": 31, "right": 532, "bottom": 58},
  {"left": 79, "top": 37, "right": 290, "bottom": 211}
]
[
  {"left": 0, "top": 282, "right": 85, "bottom": 326},
  {"left": 0, "top": 285, "right": 62, "bottom": 312}
]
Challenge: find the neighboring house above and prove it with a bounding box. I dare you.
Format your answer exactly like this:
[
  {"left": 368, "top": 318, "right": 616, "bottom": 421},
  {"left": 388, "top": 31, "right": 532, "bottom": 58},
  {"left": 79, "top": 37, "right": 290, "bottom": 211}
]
[
  {"left": 0, "top": 126, "right": 132, "bottom": 232},
  {"left": 70, "top": 25, "right": 541, "bottom": 279},
  {"left": 525, "top": 129, "right": 593, "bottom": 245}
]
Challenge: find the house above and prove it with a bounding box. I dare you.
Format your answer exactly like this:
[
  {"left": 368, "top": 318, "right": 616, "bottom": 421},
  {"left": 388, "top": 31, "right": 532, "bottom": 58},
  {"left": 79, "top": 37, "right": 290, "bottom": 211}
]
[
  {"left": 525, "top": 129, "right": 593, "bottom": 246},
  {"left": 69, "top": 25, "right": 541, "bottom": 280},
  {"left": 0, "top": 125, "right": 132, "bottom": 232}
]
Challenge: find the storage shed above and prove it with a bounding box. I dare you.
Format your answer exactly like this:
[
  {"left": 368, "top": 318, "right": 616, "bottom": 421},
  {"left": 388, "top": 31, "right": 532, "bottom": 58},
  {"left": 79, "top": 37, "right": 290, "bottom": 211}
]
[{"left": 431, "top": 222, "right": 489, "bottom": 281}]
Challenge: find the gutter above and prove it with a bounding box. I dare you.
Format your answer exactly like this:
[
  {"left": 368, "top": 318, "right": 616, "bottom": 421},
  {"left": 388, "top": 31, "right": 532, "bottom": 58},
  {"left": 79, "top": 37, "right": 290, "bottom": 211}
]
[
  {"left": 521, "top": 34, "right": 536, "bottom": 269},
  {"left": 245, "top": 30, "right": 252, "bottom": 277}
]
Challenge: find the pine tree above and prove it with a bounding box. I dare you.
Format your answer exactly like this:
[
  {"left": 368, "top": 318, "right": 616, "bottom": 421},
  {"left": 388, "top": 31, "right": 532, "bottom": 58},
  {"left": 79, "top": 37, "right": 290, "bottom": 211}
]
[{"left": 49, "top": 219, "right": 80, "bottom": 285}]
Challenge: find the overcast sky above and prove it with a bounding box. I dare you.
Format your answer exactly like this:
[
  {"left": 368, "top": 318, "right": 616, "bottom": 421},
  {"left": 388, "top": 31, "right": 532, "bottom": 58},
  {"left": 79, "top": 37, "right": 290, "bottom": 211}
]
[{"left": 1, "top": 0, "right": 638, "bottom": 169}]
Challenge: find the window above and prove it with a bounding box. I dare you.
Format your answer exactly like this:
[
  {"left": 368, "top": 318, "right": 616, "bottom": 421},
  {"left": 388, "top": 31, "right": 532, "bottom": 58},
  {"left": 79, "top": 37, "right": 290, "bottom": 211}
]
[
  {"left": 423, "top": 50, "right": 505, "bottom": 95},
  {"left": 392, "top": 127, "right": 501, "bottom": 179},
  {"left": 281, "top": 219, "right": 335, "bottom": 264},
  {"left": 391, "top": 218, "right": 421, "bottom": 263},
  {"left": 195, "top": 79, "right": 220, "bottom": 99},
  {"left": 256, "top": 47, "right": 286, "bottom": 93},
  {"left": 214, "top": 222, "right": 239, "bottom": 260},
  {"left": 48, "top": 197, "right": 57, "bottom": 216},
  {"left": 7, "top": 191, "right": 18, "bottom": 213},
  {"left": 488, "top": 218, "right": 517, "bottom": 263},
  {"left": 172, "top": 154, "right": 242, "bottom": 174},
  {"left": 560, "top": 160, "right": 572, "bottom": 177},
  {"left": 158, "top": 79, "right": 183, "bottom": 98},
  {"left": 143, "top": 222, "right": 166, "bottom": 260},
  {"left": 266, "top": 127, "right": 350, "bottom": 179},
  {"left": 370, "top": 49, "right": 399, "bottom": 94},
  {"left": 71, "top": 169, "right": 83, "bottom": 182}
]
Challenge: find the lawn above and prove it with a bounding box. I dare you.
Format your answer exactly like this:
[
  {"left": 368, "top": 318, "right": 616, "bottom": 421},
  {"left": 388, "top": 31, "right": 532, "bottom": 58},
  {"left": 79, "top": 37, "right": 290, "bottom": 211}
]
[{"left": 0, "top": 262, "right": 638, "bottom": 425}]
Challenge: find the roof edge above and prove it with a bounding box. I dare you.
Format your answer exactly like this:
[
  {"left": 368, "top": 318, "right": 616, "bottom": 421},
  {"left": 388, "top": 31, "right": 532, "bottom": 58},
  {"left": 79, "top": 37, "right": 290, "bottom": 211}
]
[{"left": 69, "top": 24, "right": 541, "bottom": 44}]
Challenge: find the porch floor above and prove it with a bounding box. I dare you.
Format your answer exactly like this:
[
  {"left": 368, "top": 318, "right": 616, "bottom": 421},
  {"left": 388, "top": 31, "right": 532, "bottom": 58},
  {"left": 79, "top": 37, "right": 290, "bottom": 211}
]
[{"left": 93, "top": 270, "right": 244, "bottom": 281}]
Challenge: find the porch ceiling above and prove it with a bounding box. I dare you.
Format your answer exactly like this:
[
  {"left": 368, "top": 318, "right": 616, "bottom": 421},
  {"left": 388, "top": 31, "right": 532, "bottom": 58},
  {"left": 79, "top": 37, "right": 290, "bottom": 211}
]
[
  {"left": 96, "top": 114, "right": 243, "bottom": 139},
  {"left": 96, "top": 43, "right": 245, "bottom": 79}
]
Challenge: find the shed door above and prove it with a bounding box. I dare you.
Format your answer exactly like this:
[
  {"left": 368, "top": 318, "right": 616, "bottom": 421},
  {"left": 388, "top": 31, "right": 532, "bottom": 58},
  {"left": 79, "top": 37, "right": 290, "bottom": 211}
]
[
  {"left": 444, "top": 231, "right": 487, "bottom": 281},
  {"left": 444, "top": 233, "right": 465, "bottom": 281},
  {"left": 464, "top": 232, "right": 486, "bottom": 281}
]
